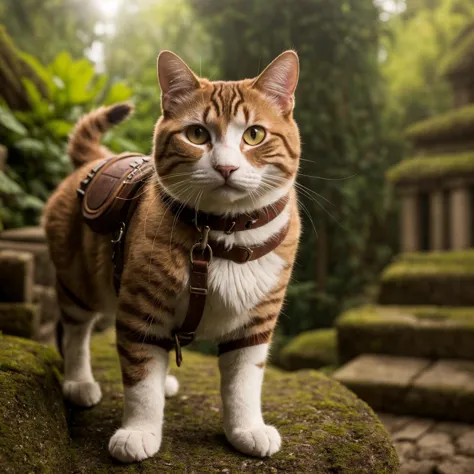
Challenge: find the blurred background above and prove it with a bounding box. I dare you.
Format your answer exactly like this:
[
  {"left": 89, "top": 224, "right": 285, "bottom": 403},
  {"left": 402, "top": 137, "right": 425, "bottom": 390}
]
[{"left": 1, "top": 0, "right": 474, "bottom": 365}]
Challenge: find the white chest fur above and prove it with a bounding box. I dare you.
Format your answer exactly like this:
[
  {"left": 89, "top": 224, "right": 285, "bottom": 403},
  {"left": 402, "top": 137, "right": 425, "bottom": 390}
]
[{"left": 173, "top": 207, "right": 289, "bottom": 340}]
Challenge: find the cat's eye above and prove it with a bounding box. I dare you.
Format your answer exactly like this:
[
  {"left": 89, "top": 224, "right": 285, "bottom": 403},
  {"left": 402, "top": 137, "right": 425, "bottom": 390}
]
[
  {"left": 186, "top": 125, "right": 210, "bottom": 145},
  {"left": 243, "top": 126, "right": 266, "bottom": 146}
]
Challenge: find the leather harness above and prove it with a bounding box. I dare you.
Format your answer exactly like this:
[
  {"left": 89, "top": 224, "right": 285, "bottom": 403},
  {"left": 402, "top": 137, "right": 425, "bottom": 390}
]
[{"left": 76, "top": 153, "right": 289, "bottom": 366}]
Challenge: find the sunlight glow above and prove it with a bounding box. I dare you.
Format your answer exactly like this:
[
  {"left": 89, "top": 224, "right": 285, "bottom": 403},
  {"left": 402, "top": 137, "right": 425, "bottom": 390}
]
[{"left": 95, "top": 0, "right": 121, "bottom": 18}]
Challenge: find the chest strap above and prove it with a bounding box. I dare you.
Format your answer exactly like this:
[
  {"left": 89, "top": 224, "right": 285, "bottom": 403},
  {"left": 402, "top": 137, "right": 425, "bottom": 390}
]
[{"left": 165, "top": 195, "right": 289, "bottom": 366}]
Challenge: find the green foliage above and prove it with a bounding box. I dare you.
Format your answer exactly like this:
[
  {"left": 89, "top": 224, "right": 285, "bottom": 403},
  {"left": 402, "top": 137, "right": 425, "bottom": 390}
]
[
  {"left": 0, "top": 0, "right": 101, "bottom": 64},
  {"left": 103, "top": 0, "right": 215, "bottom": 152},
  {"left": 0, "top": 31, "right": 135, "bottom": 229},
  {"left": 381, "top": 0, "right": 474, "bottom": 128}
]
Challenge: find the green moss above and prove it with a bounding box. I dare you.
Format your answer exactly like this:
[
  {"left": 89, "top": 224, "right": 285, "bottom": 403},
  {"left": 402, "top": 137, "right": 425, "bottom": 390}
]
[
  {"left": 386, "top": 151, "right": 474, "bottom": 184},
  {"left": 381, "top": 250, "right": 474, "bottom": 281},
  {"left": 0, "top": 330, "right": 399, "bottom": 473},
  {"left": 279, "top": 329, "right": 338, "bottom": 370},
  {"left": 441, "top": 27, "right": 474, "bottom": 77},
  {"left": 405, "top": 103, "right": 474, "bottom": 146},
  {"left": 0, "top": 334, "right": 74, "bottom": 473},
  {"left": 337, "top": 304, "right": 474, "bottom": 326}
]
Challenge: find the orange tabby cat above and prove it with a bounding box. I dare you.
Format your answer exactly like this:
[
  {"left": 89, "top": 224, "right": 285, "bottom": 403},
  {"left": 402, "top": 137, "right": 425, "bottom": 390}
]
[{"left": 43, "top": 50, "right": 301, "bottom": 462}]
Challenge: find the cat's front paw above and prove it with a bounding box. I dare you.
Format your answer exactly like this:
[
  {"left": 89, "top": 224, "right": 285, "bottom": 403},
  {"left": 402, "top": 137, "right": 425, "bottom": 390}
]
[
  {"left": 63, "top": 380, "right": 102, "bottom": 407},
  {"left": 109, "top": 428, "right": 161, "bottom": 463},
  {"left": 226, "top": 424, "right": 281, "bottom": 457}
]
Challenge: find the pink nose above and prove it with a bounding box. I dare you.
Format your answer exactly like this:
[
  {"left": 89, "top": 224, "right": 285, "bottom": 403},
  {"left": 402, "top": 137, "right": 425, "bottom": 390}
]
[{"left": 214, "top": 165, "right": 239, "bottom": 180}]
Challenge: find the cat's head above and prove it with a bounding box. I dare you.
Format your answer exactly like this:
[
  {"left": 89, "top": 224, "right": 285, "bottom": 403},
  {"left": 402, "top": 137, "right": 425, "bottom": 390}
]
[{"left": 153, "top": 50, "right": 300, "bottom": 214}]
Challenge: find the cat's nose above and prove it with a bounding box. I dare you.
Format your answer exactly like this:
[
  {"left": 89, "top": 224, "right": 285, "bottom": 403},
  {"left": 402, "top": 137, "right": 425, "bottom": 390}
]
[{"left": 214, "top": 165, "right": 239, "bottom": 180}]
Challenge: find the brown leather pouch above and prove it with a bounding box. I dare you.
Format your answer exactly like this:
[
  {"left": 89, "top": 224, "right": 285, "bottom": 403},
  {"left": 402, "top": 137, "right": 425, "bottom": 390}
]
[{"left": 77, "top": 153, "right": 153, "bottom": 234}]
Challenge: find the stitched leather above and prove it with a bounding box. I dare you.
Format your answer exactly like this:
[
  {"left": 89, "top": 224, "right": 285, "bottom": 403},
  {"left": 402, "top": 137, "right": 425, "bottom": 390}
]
[{"left": 165, "top": 193, "right": 289, "bottom": 233}]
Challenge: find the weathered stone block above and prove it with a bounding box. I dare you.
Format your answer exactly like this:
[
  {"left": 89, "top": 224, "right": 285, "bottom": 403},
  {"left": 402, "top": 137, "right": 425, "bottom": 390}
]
[
  {"left": 337, "top": 305, "right": 474, "bottom": 362},
  {"left": 333, "top": 354, "right": 431, "bottom": 413},
  {"left": 416, "top": 432, "right": 454, "bottom": 459},
  {"left": 0, "top": 250, "right": 34, "bottom": 303},
  {"left": 336, "top": 355, "right": 474, "bottom": 422},
  {"left": 0, "top": 227, "right": 55, "bottom": 286},
  {"left": 405, "top": 360, "right": 474, "bottom": 422},
  {"left": 0, "top": 330, "right": 400, "bottom": 473},
  {"left": 0, "top": 302, "right": 40, "bottom": 338},
  {"left": 392, "top": 419, "right": 435, "bottom": 442}
]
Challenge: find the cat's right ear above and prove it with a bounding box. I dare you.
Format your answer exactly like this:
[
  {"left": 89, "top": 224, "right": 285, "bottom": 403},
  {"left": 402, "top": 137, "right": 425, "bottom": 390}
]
[{"left": 157, "top": 51, "right": 200, "bottom": 114}]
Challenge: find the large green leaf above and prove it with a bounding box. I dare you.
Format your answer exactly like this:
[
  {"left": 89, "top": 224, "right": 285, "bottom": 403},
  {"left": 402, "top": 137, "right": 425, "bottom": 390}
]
[
  {"left": 19, "top": 51, "right": 55, "bottom": 97},
  {"left": 18, "top": 194, "right": 45, "bottom": 211},
  {"left": 14, "top": 138, "right": 46, "bottom": 155},
  {"left": 0, "top": 170, "right": 23, "bottom": 195},
  {"left": 21, "top": 78, "right": 50, "bottom": 118},
  {"left": 0, "top": 106, "right": 27, "bottom": 136},
  {"left": 45, "top": 119, "right": 73, "bottom": 138}
]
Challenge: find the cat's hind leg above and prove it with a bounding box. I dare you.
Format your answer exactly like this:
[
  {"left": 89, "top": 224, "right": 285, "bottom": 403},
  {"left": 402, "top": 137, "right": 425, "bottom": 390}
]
[
  {"left": 59, "top": 304, "right": 102, "bottom": 407},
  {"left": 165, "top": 373, "right": 179, "bottom": 398}
]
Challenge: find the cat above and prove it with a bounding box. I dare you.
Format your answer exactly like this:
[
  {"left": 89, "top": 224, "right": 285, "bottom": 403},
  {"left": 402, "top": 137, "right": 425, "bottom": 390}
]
[{"left": 42, "top": 49, "right": 301, "bottom": 463}]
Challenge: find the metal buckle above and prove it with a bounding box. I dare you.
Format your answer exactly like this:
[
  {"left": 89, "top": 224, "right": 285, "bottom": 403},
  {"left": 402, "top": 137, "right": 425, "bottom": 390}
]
[
  {"left": 190, "top": 286, "right": 208, "bottom": 295},
  {"left": 237, "top": 246, "right": 253, "bottom": 262},
  {"left": 225, "top": 221, "right": 236, "bottom": 234},
  {"left": 245, "top": 218, "right": 259, "bottom": 229},
  {"left": 111, "top": 222, "right": 126, "bottom": 244},
  {"left": 173, "top": 330, "right": 195, "bottom": 367}
]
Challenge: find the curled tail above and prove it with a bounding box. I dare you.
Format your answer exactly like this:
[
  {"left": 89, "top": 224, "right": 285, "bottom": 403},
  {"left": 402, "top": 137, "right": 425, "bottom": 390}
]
[{"left": 68, "top": 102, "right": 134, "bottom": 169}]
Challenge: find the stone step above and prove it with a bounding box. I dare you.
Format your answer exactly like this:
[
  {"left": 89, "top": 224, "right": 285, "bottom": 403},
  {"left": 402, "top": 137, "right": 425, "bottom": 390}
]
[
  {"left": 378, "top": 250, "right": 474, "bottom": 306},
  {"left": 333, "top": 354, "right": 474, "bottom": 422},
  {"left": 337, "top": 305, "right": 474, "bottom": 362},
  {"left": 0, "top": 226, "right": 55, "bottom": 286}
]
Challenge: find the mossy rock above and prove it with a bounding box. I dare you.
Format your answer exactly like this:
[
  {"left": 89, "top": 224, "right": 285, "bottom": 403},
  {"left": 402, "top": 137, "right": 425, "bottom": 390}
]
[
  {"left": 279, "top": 328, "right": 338, "bottom": 371},
  {"left": 405, "top": 103, "right": 474, "bottom": 147},
  {"left": 336, "top": 305, "right": 474, "bottom": 363},
  {"left": 386, "top": 151, "right": 474, "bottom": 185},
  {"left": 0, "top": 330, "right": 399, "bottom": 473},
  {"left": 378, "top": 251, "right": 474, "bottom": 306}
]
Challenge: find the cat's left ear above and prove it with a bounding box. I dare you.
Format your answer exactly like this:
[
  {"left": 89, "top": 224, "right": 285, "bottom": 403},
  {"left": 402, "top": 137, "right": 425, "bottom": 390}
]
[
  {"left": 157, "top": 51, "right": 200, "bottom": 113},
  {"left": 252, "top": 50, "right": 299, "bottom": 114}
]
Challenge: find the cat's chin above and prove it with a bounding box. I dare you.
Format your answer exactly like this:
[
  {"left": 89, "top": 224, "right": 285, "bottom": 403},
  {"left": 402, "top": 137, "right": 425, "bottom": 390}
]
[{"left": 211, "top": 184, "right": 249, "bottom": 202}]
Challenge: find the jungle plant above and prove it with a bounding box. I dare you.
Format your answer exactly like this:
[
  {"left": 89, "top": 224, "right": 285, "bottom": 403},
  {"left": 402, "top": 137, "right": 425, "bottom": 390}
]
[{"left": 0, "top": 27, "right": 136, "bottom": 229}]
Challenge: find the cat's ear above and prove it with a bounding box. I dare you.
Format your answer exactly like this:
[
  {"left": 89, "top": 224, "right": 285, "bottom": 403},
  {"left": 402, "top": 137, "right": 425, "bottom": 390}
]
[
  {"left": 252, "top": 50, "right": 299, "bottom": 114},
  {"left": 157, "top": 51, "right": 200, "bottom": 112}
]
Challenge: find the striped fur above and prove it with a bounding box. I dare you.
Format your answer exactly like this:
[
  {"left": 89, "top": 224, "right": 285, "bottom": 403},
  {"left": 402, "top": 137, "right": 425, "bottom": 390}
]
[{"left": 43, "top": 50, "right": 301, "bottom": 462}]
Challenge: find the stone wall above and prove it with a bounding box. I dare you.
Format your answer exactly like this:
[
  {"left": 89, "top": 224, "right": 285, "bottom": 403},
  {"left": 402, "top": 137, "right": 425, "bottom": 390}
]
[{"left": 0, "top": 227, "right": 59, "bottom": 345}]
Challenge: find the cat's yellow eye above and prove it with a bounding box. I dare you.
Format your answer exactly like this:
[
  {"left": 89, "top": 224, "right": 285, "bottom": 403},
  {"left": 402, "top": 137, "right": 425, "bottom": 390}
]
[
  {"left": 243, "top": 126, "right": 266, "bottom": 146},
  {"left": 186, "top": 125, "right": 210, "bottom": 145}
]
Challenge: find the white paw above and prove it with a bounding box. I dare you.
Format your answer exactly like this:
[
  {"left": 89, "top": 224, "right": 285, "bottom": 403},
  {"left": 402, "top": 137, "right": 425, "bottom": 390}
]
[
  {"left": 165, "top": 375, "right": 179, "bottom": 398},
  {"left": 226, "top": 424, "right": 281, "bottom": 457},
  {"left": 63, "top": 380, "right": 102, "bottom": 407},
  {"left": 109, "top": 429, "right": 161, "bottom": 463}
]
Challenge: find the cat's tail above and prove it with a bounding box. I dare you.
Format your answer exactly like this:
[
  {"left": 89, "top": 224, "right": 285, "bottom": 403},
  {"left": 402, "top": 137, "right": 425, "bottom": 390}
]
[{"left": 68, "top": 102, "right": 134, "bottom": 169}]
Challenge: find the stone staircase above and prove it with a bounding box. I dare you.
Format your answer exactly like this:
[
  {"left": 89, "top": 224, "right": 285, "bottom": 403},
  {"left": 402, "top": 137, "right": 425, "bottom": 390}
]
[
  {"left": 333, "top": 251, "right": 474, "bottom": 422},
  {"left": 0, "top": 226, "right": 59, "bottom": 344}
]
